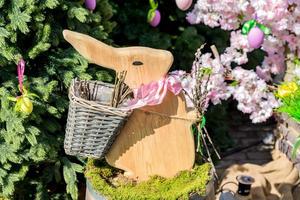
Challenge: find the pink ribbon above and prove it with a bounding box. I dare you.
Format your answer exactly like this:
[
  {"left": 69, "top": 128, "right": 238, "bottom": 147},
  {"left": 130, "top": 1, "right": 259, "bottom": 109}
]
[
  {"left": 126, "top": 75, "right": 183, "bottom": 109},
  {"left": 17, "top": 59, "right": 25, "bottom": 93}
]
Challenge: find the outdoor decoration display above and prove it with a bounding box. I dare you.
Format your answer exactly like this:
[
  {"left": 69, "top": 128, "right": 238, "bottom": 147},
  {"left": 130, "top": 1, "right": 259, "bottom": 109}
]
[
  {"left": 63, "top": 28, "right": 300, "bottom": 199},
  {"left": 63, "top": 29, "right": 222, "bottom": 199},
  {"left": 62, "top": 27, "right": 286, "bottom": 180},
  {"left": 148, "top": 0, "right": 161, "bottom": 27},
  {"left": 3, "top": 0, "right": 300, "bottom": 199}
]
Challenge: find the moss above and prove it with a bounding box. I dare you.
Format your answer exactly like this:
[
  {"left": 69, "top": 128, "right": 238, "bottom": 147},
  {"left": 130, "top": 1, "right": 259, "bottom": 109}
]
[{"left": 85, "top": 159, "right": 211, "bottom": 200}]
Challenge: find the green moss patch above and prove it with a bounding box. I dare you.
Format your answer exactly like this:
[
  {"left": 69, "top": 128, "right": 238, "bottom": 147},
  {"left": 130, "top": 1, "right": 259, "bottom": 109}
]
[{"left": 85, "top": 159, "right": 211, "bottom": 200}]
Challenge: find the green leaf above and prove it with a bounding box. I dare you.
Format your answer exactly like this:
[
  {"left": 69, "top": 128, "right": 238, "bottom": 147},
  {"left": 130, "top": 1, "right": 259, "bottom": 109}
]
[
  {"left": 200, "top": 67, "right": 212, "bottom": 75},
  {"left": 230, "top": 80, "right": 239, "bottom": 87},
  {"left": 28, "top": 24, "right": 51, "bottom": 59},
  {"left": 26, "top": 93, "right": 40, "bottom": 99},
  {"left": 35, "top": 183, "right": 50, "bottom": 200},
  {"left": 0, "top": 27, "right": 9, "bottom": 37},
  {"left": 149, "top": 0, "right": 158, "bottom": 9},
  {"left": 257, "top": 23, "right": 271, "bottom": 35},
  {"left": 241, "top": 19, "right": 256, "bottom": 35},
  {"left": 292, "top": 137, "right": 300, "bottom": 159},
  {"left": 71, "top": 163, "right": 84, "bottom": 173},
  {"left": 200, "top": 116, "right": 206, "bottom": 129},
  {"left": 147, "top": 9, "right": 156, "bottom": 22},
  {"left": 8, "top": 97, "right": 17, "bottom": 101},
  {"left": 63, "top": 165, "right": 77, "bottom": 200},
  {"left": 294, "top": 58, "right": 300, "bottom": 66},
  {"left": 44, "top": 0, "right": 59, "bottom": 9},
  {"left": 0, "top": 0, "right": 4, "bottom": 8},
  {"left": 62, "top": 157, "right": 79, "bottom": 200},
  {"left": 9, "top": 8, "right": 31, "bottom": 33},
  {"left": 28, "top": 144, "right": 47, "bottom": 162},
  {"left": 25, "top": 132, "right": 37, "bottom": 145},
  {"left": 68, "top": 7, "right": 89, "bottom": 23},
  {"left": 0, "top": 144, "right": 21, "bottom": 164}
]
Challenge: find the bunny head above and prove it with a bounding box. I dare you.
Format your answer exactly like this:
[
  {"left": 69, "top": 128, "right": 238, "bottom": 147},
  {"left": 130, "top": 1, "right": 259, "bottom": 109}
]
[{"left": 63, "top": 30, "right": 174, "bottom": 88}]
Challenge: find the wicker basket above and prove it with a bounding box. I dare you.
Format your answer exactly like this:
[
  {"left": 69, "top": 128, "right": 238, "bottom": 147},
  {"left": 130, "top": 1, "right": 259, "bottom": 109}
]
[{"left": 64, "top": 79, "right": 131, "bottom": 158}]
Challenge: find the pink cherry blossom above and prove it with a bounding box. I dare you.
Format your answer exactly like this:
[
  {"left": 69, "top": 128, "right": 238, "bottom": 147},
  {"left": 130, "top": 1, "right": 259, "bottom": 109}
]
[{"left": 188, "top": 0, "right": 300, "bottom": 80}]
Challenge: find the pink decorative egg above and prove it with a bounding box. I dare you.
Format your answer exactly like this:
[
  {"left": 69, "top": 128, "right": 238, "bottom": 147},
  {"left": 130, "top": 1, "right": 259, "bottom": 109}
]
[
  {"left": 150, "top": 10, "right": 161, "bottom": 27},
  {"left": 175, "top": 0, "right": 193, "bottom": 11},
  {"left": 85, "top": 0, "right": 96, "bottom": 11},
  {"left": 247, "top": 27, "right": 264, "bottom": 49}
]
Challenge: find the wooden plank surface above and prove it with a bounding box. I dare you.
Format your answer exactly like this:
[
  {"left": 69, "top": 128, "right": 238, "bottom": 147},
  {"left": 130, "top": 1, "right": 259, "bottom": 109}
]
[{"left": 106, "top": 92, "right": 196, "bottom": 181}]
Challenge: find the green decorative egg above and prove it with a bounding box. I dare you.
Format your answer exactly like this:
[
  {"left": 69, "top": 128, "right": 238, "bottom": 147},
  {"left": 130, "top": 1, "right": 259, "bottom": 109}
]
[{"left": 15, "top": 96, "right": 33, "bottom": 115}]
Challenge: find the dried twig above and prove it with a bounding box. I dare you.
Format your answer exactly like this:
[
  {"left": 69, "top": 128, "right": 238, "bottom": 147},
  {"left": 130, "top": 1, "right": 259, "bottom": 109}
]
[
  {"left": 204, "top": 126, "right": 221, "bottom": 159},
  {"left": 111, "top": 71, "right": 132, "bottom": 108},
  {"left": 198, "top": 125, "right": 218, "bottom": 179},
  {"left": 210, "top": 45, "right": 220, "bottom": 62},
  {"left": 191, "top": 45, "right": 225, "bottom": 180}
]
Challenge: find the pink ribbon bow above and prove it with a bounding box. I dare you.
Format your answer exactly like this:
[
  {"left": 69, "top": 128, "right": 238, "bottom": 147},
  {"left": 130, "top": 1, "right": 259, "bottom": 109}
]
[
  {"left": 126, "top": 75, "right": 183, "bottom": 109},
  {"left": 17, "top": 59, "right": 25, "bottom": 93}
]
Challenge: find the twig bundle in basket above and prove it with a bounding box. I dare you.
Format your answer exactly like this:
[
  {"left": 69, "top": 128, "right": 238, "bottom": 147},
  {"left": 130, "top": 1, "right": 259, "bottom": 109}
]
[{"left": 64, "top": 73, "right": 132, "bottom": 158}]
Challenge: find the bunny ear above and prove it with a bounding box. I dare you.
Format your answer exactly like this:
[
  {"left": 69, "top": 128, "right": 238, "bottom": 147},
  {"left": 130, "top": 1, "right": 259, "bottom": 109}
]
[
  {"left": 63, "top": 30, "right": 119, "bottom": 71},
  {"left": 63, "top": 30, "right": 174, "bottom": 89}
]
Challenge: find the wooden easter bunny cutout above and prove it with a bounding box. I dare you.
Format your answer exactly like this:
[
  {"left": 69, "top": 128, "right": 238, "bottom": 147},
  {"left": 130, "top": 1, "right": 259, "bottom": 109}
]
[{"left": 63, "top": 30, "right": 196, "bottom": 181}]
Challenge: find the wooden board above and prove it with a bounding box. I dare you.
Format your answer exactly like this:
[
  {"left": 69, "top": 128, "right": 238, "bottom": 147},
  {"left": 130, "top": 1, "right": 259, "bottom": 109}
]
[
  {"left": 106, "top": 92, "right": 196, "bottom": 181},
  {"left": 63, "top": 30, "right": 196, "bottom": 181}
]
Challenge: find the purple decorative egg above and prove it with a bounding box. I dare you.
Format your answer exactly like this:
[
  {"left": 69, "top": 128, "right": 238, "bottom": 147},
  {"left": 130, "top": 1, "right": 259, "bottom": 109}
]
[
  {"left": 247, "top": 27, "right": 264, "bottom": 49},
  {"left": 85, "top": 0, "right": 96, "bottom": 11},
  {"left": 176, "top": 0, "right": 193, "bottom": 11},
  {"left": 149, "top": 10, "right": 161, "bottom": 27}
]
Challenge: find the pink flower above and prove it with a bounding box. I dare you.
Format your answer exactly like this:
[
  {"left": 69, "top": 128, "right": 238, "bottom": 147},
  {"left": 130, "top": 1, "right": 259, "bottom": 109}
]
[
  {"left": 256, "top": 66, "right": 272, "bottom": 81},
  {"left": 186, "top": 13, "right": 198, "bottom": 24},
  {"left": 262, "top": 54, "right": 285, "bottom": 74}
]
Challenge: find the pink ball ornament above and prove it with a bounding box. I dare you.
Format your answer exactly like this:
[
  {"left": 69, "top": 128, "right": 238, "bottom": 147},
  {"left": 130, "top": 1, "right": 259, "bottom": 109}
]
[
  {"left": 176, "top": 0, "right": 193, "bottom": 11},
  {"left": 149, "top": 10, "right": 161, "bottom": 27},
  {"left": 85, "top": 0, "right": 96, "bottom": 11},
  {"left": 247, "top": 27, "right": 265, "bottom": 49}
]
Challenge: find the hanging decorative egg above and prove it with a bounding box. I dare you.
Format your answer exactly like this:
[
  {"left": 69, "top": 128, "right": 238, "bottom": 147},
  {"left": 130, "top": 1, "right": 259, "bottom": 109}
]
[
  {"left": 241, "top": 19, "right": 271, "bottom": 49},
  {"left": 147, "top": 0, "right": 160, "bottom": 27},
  {"left": 8, "top": 59, "right": 38, "bottom": 115},
  {"left": 149, "top": 10, "right": 161, "bottom": 27},
  {"left": 247, "top": 27, "right": 264, "bottom": 49},
  {"left": 175, "top": 0, "right": 192, "bottom": 11},
  {"left": 15, "top": 96, "right": 33, "bottom": 115},
  {"left": 85, "top": 0, "right": 96, "bottom": 11}
]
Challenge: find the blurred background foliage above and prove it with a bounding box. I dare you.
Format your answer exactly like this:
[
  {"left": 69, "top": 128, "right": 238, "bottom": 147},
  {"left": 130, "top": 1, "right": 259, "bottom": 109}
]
[{"left": 111, "top": 0, "right": 230, "bottom": 71}]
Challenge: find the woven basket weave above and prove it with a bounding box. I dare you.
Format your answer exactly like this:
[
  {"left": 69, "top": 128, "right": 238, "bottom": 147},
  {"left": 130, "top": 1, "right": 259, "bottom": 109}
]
[{"left": 64, "top": 79, "right": 131, "bottom": 158}]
